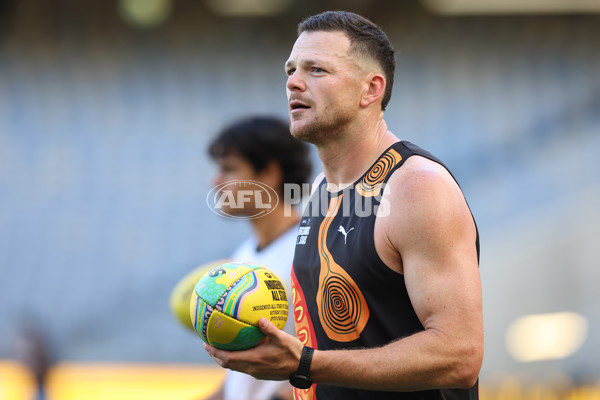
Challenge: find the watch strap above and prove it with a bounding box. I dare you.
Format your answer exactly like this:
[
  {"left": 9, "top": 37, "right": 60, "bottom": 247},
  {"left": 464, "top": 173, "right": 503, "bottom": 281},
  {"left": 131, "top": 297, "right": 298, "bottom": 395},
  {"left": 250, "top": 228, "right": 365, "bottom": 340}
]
[{"left": 297, "top": 346, "right": 314, "bottom": 376}]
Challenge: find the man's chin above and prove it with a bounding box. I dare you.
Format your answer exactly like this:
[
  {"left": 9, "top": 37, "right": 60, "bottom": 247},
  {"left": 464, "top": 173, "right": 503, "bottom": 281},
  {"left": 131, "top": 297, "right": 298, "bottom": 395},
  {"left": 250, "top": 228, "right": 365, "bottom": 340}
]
[{"left": 290, "top": 122, "right": 318, "bottom": 144}]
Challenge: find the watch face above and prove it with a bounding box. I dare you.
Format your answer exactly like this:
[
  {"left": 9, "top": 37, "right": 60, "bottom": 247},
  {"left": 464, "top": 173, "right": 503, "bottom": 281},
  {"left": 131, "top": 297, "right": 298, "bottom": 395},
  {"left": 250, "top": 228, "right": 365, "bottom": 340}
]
[{"left": 290, "top": 374, "right": 312, "bottom": 389}]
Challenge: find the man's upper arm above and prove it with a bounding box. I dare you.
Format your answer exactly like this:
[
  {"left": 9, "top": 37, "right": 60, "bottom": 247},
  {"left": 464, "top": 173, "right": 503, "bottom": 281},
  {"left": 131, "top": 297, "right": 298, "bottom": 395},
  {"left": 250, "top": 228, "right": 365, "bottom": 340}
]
[{"left": 384, "top": 157, "right": 483, "bottom": 356}]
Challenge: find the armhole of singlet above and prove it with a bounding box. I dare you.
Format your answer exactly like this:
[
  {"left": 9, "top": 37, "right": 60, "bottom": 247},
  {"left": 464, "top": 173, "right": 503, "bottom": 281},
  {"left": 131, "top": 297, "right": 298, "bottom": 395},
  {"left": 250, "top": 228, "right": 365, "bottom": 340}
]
[
  {"left": 364, "top": 143, "right": 413, "bottom": 278},
  {"left": 382, "top": 141, "right": 481, "bottom": 263}
]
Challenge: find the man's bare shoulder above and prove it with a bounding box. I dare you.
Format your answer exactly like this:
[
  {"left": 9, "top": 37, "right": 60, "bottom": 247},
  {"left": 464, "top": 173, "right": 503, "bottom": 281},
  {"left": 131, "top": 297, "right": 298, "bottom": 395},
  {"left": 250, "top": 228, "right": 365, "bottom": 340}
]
[
  {"left": 385, "top": 155, "right": 461, "bottom": 202},
  {"left": 375, "top": 154, "right": 476, "bottom": 273}
]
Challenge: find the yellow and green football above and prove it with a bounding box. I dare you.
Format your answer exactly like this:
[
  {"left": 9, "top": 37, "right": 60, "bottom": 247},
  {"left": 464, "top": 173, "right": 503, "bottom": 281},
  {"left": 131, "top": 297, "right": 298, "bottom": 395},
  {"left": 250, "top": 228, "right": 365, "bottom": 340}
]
[
  {"left": 190, "top": 261, "right": 289, "bottom": 350},
  {"left": 169, "top": 259, "right": 232, "bottom": 331}
]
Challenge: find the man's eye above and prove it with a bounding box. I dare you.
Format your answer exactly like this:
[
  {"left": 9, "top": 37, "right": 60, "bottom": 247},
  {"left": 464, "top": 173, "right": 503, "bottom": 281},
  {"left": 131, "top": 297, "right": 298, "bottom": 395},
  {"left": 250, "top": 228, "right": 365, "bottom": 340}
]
[
  {"left": 313, "top": 67, "right": 324, "bottom": 73},
  {"left": 286, "top": 68, "right": 296, "bottom": 76}
]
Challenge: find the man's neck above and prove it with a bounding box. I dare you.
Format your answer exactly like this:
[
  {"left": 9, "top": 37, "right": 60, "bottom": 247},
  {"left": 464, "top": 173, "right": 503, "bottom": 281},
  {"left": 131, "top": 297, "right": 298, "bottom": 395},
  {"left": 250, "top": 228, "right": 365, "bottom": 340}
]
[
  {"left": 250, "top": 204, "right": 300, "bottom": 251},
  {"left": 317, "top": 118, "right": 398, "bottom": 190}
]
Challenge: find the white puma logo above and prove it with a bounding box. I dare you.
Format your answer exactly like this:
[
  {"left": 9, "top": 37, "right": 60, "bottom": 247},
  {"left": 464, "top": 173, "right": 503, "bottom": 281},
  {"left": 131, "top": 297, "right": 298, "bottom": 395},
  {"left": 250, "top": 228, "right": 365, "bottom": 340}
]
[{"left": 338, "top": 226, "right": 355, "bottom": 244}]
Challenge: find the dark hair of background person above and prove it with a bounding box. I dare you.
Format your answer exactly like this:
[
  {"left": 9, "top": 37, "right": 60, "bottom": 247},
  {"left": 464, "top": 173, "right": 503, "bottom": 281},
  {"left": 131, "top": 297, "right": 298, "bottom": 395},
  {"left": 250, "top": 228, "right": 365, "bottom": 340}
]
[
  {"left": 297, "top": 10, "right": 395, "bottom": 111},
  {"left": 209, "top": 116, "right": 313, "bottom": 193}
]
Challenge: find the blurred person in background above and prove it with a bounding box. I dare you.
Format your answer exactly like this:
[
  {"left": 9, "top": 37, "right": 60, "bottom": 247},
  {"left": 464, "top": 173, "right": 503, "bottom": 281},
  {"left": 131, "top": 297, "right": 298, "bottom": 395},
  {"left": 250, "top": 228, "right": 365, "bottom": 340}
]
[
  {"left": 204, "top": 11, "right": 483, "bottom": 400},
  {"left": 204, "top": 116, "right": 312, "bottom": 400},
  {"left": 14, "top": 321, "right": 52, "bottom": 400}
]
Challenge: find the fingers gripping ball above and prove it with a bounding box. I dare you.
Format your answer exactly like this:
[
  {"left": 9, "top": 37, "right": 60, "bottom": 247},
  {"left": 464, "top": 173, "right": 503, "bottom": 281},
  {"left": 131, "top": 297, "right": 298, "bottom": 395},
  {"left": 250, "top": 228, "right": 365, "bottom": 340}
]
[
  {"left": 190, "top": 262, "right": 289, "bottom": 350},
  {"left": 169, "top": 259, "right": 232, "bottom": 331}
]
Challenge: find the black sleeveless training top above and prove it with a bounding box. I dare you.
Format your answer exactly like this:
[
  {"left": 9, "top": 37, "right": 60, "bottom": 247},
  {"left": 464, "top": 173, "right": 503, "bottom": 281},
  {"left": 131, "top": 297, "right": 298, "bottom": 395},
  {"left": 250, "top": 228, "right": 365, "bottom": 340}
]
[{"left": 291, "top": 141, "right": 479, "bottom": 400}]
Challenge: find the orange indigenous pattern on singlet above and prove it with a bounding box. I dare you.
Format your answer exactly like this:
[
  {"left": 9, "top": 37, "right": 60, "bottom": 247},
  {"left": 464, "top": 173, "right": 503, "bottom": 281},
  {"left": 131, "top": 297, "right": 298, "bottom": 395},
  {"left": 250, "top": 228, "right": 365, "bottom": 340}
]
[
  {"left": 292, "top": 269, "right": 317, "bottom": 348},
  {"left": 316, "top": 194, "right": 369, "bottom": 342},
  {"left": 291, "top": 268, "right": 317, "bottom": 400},
  {"left": 356, "top": 148, "right": 401, "bottom": 197}
]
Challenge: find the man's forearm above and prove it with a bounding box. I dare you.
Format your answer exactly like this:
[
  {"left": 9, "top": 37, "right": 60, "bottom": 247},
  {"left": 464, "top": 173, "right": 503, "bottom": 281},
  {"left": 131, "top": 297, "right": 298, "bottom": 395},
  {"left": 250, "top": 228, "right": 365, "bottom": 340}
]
[{"left": 309, "top": 329, "right": 481, "bottom": 392}]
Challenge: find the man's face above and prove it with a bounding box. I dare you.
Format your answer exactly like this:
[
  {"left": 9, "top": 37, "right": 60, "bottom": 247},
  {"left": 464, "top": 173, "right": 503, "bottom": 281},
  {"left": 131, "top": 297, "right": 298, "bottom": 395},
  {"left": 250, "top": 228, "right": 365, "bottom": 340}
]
[
  {"left": 211, "top": 153, "right": 261, "bottom": 217},
  {"left": 285, "top": 31, "right": 366, "bottom": 144}
]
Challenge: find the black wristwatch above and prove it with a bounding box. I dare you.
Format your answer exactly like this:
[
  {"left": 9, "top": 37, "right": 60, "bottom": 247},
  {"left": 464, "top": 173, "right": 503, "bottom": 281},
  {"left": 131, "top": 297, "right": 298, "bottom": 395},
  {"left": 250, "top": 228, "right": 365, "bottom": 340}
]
[{"left": 289, "top": 345, "right": 314, "bottom": 389}]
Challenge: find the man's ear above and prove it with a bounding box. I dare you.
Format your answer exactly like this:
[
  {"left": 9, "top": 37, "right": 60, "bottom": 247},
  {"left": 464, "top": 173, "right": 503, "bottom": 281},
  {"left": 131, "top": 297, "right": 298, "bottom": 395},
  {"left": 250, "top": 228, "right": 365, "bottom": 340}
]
[{"left": 360, "top": 73, "right": 386, "bottom": 108}]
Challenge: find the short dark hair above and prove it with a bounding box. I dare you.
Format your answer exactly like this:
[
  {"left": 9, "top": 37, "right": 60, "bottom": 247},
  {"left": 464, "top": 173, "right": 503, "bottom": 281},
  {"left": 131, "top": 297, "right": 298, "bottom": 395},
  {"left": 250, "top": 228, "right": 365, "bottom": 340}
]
[
  {"left": 209, "top": 116, "right": 312, "bottom": 191},
  {"left": 297, "top": 11, "right": 395, "bottom": 111}
]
